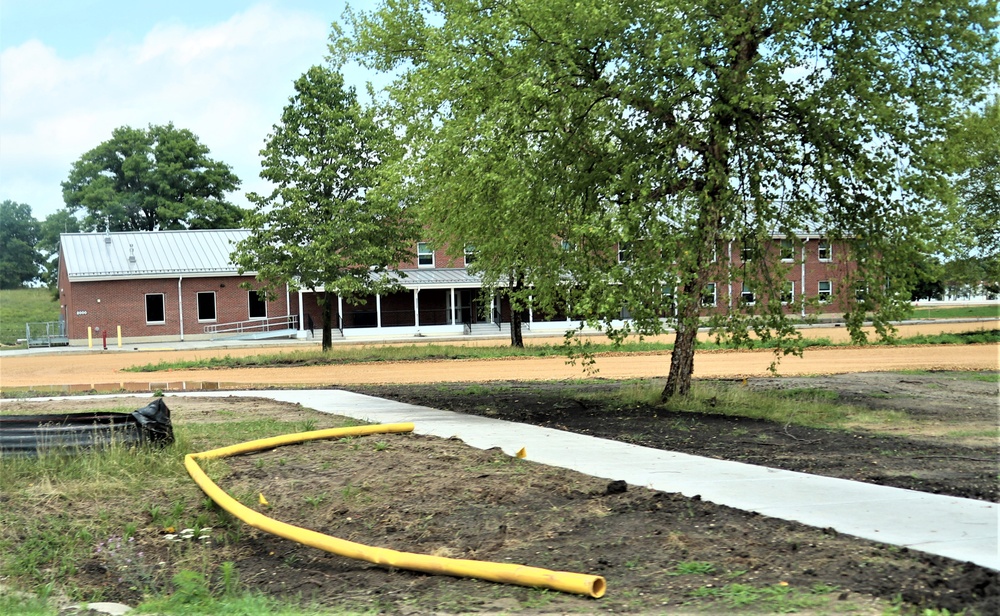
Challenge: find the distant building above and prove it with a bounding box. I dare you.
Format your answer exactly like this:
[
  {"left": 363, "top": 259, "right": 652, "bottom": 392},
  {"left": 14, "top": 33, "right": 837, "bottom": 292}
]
[{"left": 57, "top": 229, "right": 853, "bottom": 345}]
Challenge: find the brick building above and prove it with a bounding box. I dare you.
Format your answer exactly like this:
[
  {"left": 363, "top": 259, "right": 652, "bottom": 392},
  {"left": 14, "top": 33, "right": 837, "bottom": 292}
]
[
  {"left": 58, "top": 230, "right": 293, "bottom": 345},
  {"left": 58, "top": 229, "right": 853, "bottom": 345}
]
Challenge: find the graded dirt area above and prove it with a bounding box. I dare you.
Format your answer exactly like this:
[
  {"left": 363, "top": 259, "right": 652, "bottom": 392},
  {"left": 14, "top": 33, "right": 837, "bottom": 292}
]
[
  {"left": 2, "top": 368, "right": 997, "bottom": 614},
  {"left": 0, "top": 321, "right": 997, "bottom": 392}
]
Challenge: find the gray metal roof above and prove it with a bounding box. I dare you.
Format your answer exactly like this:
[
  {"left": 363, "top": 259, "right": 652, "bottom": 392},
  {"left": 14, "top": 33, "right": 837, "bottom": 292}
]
[
  {"left": 390, "top": 268, "right": 483, "bottom": 289},
  {"left": 61, "top": 229, "right": 252, "bottom": 280}
]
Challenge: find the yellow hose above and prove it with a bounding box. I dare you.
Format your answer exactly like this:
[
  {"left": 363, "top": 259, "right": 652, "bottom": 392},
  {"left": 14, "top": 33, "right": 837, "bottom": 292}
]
[{"left": 185, "top": 423, "right": 606, "bottom": 598}]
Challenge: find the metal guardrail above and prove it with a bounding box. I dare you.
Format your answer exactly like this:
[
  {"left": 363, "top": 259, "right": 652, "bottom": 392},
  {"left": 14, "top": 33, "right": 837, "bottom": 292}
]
[
  {"left": 204, "top": 315, "right": 299, "bottom": 339},
  {"left": 25, "top": 321, "right": 69, "bottom": 347}
]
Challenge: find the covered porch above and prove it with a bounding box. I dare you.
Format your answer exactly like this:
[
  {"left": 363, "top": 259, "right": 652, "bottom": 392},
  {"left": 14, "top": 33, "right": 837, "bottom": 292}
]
[{"left": 293, "top": 269, "right": 584, "bottom": 340}]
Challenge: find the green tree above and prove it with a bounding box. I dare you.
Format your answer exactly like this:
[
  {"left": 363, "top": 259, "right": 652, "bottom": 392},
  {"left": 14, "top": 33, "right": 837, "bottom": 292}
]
[
  {"left": 0, "top": 200, "right": 42, "bottom": 288},
  {"left": 402, "top": 112, "right": 570, "bottom": 347},
  {"left": 38, "top": 210, "right": 82, "bottom": 291},
  {"left": 62, "top": 123, "right": 243, "bottom": 232},
  {"left": 346, "top": 0, "right": 998, "bottom": 398},
  {"left": 952, "top": 97, "right": 1000, "bottom": 289},
  {"left": 232, "top": 65, "right": 416, "bottom": 351}
]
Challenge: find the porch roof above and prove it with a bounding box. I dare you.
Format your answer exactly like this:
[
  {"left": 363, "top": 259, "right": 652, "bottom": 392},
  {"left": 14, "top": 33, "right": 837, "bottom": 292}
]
[{"left": 392, "top": 268, "right": 483, "bottom": 289}]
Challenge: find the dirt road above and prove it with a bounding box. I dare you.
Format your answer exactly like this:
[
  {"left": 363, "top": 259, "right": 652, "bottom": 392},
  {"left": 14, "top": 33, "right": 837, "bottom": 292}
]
[{"left": 1, "top": 321, "right": 996, "bottom": 391}]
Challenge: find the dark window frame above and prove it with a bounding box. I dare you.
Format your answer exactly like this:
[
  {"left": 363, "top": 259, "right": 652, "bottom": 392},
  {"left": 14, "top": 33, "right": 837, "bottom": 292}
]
[
  {"left": 145, "top": 293, "right": 166, "bottom": 324},
  {"left": 196, "top": 291, "right": 217, "bottom": 322},
  {"left": 248, "top": 290, "right": 267, "bottom": 320}
]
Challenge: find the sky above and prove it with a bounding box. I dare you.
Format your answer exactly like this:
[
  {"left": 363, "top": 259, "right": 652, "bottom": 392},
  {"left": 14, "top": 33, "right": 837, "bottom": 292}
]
[{"left": 0, "top": 0, "right": 383, "bottom": 222}]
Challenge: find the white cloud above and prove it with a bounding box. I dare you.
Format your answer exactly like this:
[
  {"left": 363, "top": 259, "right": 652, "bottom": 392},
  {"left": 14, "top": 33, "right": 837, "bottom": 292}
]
[{"left": 0, "top": 3, "right": 331, "bottom": 219}]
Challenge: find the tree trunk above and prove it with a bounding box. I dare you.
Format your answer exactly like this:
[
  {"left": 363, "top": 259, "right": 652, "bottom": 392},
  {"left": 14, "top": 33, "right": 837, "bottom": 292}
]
[
  {"left": 510, "top": 308, "right": 524, "bottom": 348},
  {"left": 662, "top": 319, "right": 699, "bottom": 400},
  {"left": 321, "top": 293, "right": 333, "bottom": 352}
]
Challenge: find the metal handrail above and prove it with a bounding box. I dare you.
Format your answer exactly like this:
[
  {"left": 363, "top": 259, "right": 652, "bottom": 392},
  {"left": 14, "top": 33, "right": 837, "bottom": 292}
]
[{"left": 205, "top": 314, "right": 299, "bottom": 339}]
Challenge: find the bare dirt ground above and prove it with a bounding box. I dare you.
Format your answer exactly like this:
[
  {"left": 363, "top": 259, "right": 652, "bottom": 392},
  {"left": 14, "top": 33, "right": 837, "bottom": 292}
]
[
  {"left": 0, "top": 321, "right": 997, "bottom": 392},
  {"left": 2, "top": 367, "right": 998, "bottom": 614}
]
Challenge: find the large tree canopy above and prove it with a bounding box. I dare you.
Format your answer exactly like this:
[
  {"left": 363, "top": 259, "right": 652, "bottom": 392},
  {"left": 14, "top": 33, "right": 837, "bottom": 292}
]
[
  {"left": 952, "top": 97, "right": 1000, "bottom": 289},
  {"left": 345, "top": 0, "right": 998, "bottom": 397},
  {"left": 233, "top": 65, "right": 416, "bottom": 350},
  {"left": 62, "top": 123, "right": 243, "bottom": 232},
  {"left": 0, "top": 200, "right": 42, "bottom": 288}
]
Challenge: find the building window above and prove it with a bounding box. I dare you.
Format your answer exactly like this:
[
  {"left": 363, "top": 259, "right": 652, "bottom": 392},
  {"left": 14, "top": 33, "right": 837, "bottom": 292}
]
[
  {"left": 145, "top": 293, "right": 165, "bottom": 324},
  {"left": 248, "top": 290, "right": 267, "bottom": 320},
  {"left": 781, "top": 281, "right": 794, "bottom": 305},
  {"left": 818, "top": 240, "right": 832, "bottom": 261},
  {"left": 701, "top": 283, "right": 717, "bottom": 307},
  {"left": 618, "top": 242, "right": 631, "bottom": 263},
  {"left": 740, "top": 243, "right": 755, "bottom": 262},
  {"left": 464, "top": 244, "right": 476, "bottom": 266},
  {"left": 855, "top": 284, "right": 868, "bottom": 302},
  {"left": 561, "top": 239, "right": 574, "bottom": 251},
  {"left": 740, "top": 285, "right": 756, "bottom": 306},
  {"left": 417, "top": 242, "right": 434, "bottom": 267},
  {"left": 197, "top": 292, "right": 217, "bottom": 322},
  {"left": 780, "top": 239, "right": 794, "bottom": 261},
  {"left": 818, "top": 280, "right": 832, "bottom": 302}
]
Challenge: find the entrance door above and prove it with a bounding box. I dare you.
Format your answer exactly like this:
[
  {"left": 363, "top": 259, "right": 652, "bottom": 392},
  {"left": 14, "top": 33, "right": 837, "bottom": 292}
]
[{"left": 458, "top": 289, "right": 479, "bottom": 324}]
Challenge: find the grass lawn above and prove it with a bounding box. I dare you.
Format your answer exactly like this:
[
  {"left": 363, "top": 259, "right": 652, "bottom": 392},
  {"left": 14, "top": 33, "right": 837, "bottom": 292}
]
[
  {"left": 0, "top": 288, "right": 60, "bottom": 346},
  {"left": 908, "top": 304, "right": 999, "bottom": 319}
]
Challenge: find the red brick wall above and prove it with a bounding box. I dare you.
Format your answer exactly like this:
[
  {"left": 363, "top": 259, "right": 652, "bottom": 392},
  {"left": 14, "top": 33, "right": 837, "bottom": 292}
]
[
  {"left": 399, "top": 242, "right": 467, "bottom": 270},
  {"left": 60, "top": 274, "right": 290, "bottom": 343}
]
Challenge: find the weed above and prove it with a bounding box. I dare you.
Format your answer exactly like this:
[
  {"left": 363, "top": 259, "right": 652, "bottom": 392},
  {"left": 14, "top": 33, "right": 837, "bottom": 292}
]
[
  {"left": 670, "top": 561, "right": 716, "bottom": 575},
  {"left": 95, "top": 535, "right": 163, "bottom": 595},
  {"left": 217, "top": 561, "right": 239, "bottom": 597},
  {"left": 691, "top": 582, "right": 829, "bottom": 613},
  {"left": 373, "top": 441, "right": 390, "bottom": 451},
  {"left": 303, "top": 493, "right": 328, "bottom": 507}
]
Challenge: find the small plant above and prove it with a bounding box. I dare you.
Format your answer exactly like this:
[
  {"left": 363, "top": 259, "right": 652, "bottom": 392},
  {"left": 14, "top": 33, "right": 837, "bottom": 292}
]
[
  {"left": 217, "top": 560, "right": 239, "bottom": 597},
  {"left": 373, "top": 441, "right": 389, "bottom": 451},
  {"left": 670, "top": 561, "right": 716, "bottom": 575},
  {"left": 304, "top": 493, "right": 328, "bottom": 507},
  {"left": 95, "top": 535, "right": 163, "bottom": 595}
]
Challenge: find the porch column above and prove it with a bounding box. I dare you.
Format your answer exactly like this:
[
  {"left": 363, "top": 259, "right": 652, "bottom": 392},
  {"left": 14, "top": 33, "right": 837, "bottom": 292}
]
[
  {"left": 528, "top": 296, "right": 534, "bottom": 324},
  {"left": 376, "top": 294, "right": 382, "bottom": 329},
  {"left": 727, "top": 241, "right": 733, "bottom": 308},
  {"left": 450, "top": 288, "right": 457, "bottom": 325},
  {"left": 337, "top": 295, "right": 343, "bottom": 330},
  {"left": 413, "top": 289, "right": 421, "bottom": 329},
  {"left": 801, "top": 243, "right": 807, "bottom": 317},
  {"left": 298, "top": 289, "right": 304, "bottom": 333}
]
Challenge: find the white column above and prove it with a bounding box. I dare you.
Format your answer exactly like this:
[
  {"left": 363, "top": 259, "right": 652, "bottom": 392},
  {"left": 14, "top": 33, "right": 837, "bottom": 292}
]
[
  {"left": 337, "top": 295, "right": 343, "bottom": 331},
  {"left": 298, "top": 289, "right": 304, "bottom": 333},
  {"left": 801, "top": 242, "right": 807, "bottom": 317},
  {"left": 450, "top": 288, "right": 457, "bottom": 325},
  {"left": 413, "top": 289, "right": 420, "bottom": 329},
  {"left": 727, "top": 241, "right": 733, "bottom": 308},
  {"left": 528, "top": 295, "right": 534, "bottom": 324},
  {"left": 376, "top": 294, "right": 382, "bottom": 329}
]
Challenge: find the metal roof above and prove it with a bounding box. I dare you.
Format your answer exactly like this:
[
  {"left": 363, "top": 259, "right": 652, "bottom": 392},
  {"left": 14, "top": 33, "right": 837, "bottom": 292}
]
[
  {"left": 390, "top": 268, "right": 483, "bottom": 289},
  {"left": 61, "top": 229, "right": 252, "bottom": 280}
]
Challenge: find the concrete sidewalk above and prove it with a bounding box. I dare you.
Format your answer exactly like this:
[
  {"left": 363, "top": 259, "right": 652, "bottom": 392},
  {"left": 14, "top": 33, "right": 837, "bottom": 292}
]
[{"left": 170, "top": 389, "right": 999, "bottom": 571}]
